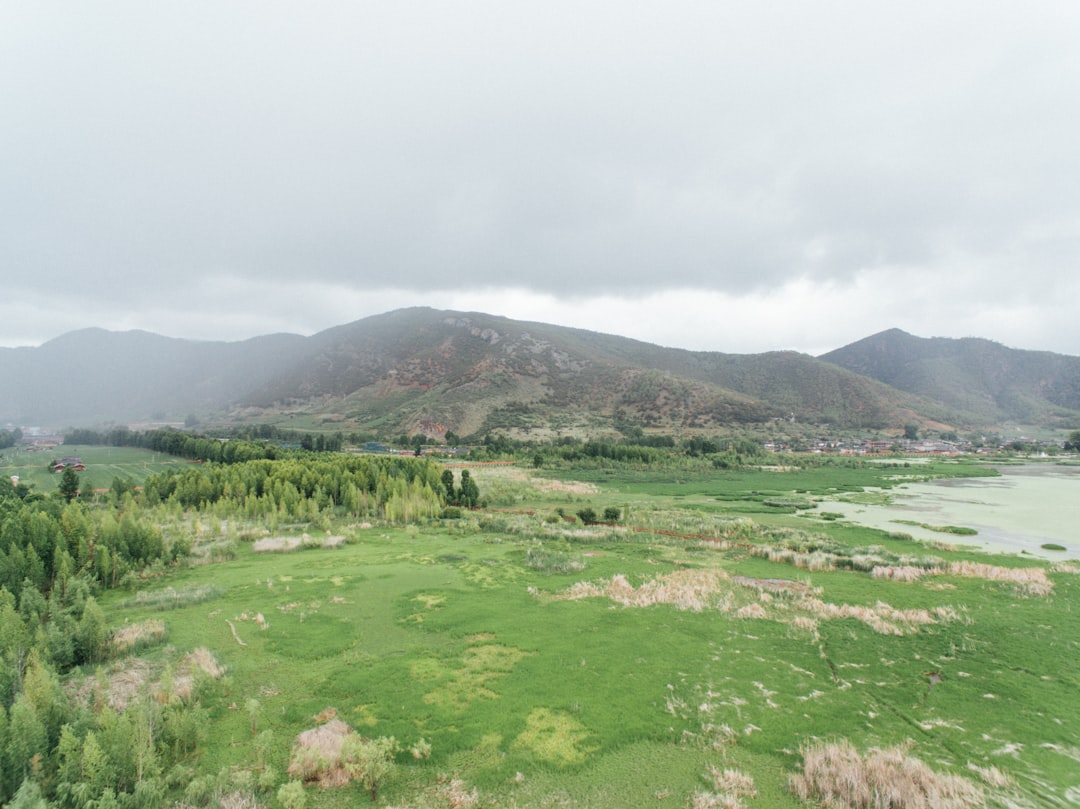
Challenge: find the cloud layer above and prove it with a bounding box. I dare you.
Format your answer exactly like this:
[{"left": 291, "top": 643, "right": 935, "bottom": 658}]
[{"left": 2, "top": 2, "right": 1079, "bottom": 355}]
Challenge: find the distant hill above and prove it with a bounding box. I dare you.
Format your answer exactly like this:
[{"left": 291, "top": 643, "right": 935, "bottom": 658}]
[
  {"left": 818, "top": 328, "right": 1080, "bottom": 428},
  {"left": 3, "top": 310, "right": 1079, "bottom": 435},
  {"left": 0, "top": 328, "right": 310, "bottom": 426}
]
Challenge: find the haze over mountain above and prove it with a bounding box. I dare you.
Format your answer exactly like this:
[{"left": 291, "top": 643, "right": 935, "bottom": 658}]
[{"left": 3, "top": 309, "right": 1079, "bottom": 436}]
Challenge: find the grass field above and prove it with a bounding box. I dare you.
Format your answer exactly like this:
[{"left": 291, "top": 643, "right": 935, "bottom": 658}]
[
  {"left": 0, "top": 443, "right": 192, "bottom": 494},
  {"left": 86, "top": 461, "right": 1080, "bottom": 808}
]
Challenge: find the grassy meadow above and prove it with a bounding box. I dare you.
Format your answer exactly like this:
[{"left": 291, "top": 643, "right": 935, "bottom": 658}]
[
  {"left": 0, "top": 443, "right": 190, "bottom": 493},
  {"left": 82, "top": 460, "right": 1080, "bottom": 808}
]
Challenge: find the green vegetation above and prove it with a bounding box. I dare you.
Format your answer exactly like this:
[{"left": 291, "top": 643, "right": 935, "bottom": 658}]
[
  {"left": 1, "top": 448, "right": 1076, "bottom": 808},
  {"left": 892, "top": 519, "right": 979, "bottom": 536}
]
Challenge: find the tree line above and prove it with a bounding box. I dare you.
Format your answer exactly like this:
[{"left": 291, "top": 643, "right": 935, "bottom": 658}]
[{"left": 0, "top": 449, "right": 477, "bottom": 807}]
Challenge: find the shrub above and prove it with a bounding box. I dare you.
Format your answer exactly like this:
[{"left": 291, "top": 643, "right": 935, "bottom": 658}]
[
  {"left": 278, "top": 781, "right": 306, "bottom": 809},
  {"left": 602, "top": 506, "right": 621, "bottom": 522},
  {"left": 576, "top": 507, "right": 597, "bottom": 523}
]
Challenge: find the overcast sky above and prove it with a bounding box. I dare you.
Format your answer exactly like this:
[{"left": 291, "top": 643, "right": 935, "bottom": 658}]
[{"left": 2, "top": 2, "right": 1079, "bottom": 356}]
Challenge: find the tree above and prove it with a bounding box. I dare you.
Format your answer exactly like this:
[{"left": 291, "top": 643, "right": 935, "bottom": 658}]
[
  {"left": 7, "top": 779, "right": 48, "bottom": 809},
  {"left": 903, "top": 423, "right": 919, "bottom": 440},
  {"left": 441, "top": 469, "right": 456, "bottom": 504},
  {"left": 576, "top": 507, "right": 597, "bottom": 523},
  {"left": 340, "top": 735, "right": 398, "bottom": 802},
  {"left": 458, "top": 470, "right": 479, "bottom": 508},
  {"left": 58, "top": 467, "right": 80, "bottom": 503},
  {"left": 76, "top": 596, "right": 109, "bottom": 664},
  {"left": 1065, "top": 429, "right": 1080, "bottom": 451},
  {"left": 602, "top": 506, "right": 621, "bottom": 522}
]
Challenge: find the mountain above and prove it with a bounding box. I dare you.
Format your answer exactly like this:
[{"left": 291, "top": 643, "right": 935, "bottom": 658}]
[
  {"left": 3, "top": 310, "right": 1078, "bottom": 435},
  {"left": 234, "top": 308, "right": 926, "bottom": 436},
  {"left": 0, "top": 328, "right": 310, "bottom": 426},
  {"left": 818, "top": 328, "right": 1080, "bottom": 428}
]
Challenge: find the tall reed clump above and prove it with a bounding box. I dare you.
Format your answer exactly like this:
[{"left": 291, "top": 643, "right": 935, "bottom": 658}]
[
  {"left": 946, "top": 561, "right": 1053, "bottom": 596},
  {"left": 120, "top": 584, "right": 224, "bottom": 610},
  {"left": 789, "top": 739, "right": 984, "bottom": 809},
  {"left": 109, "top": 619, "right": 168, "bottom": 655}
]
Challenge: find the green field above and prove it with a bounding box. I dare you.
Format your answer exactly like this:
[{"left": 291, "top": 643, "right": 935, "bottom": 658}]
[
  {"left": 78, "top": 461, "right": 1080, "bottom": 808},
  {"left": 0, "top": 444, "right": 192, "bottom": 494}
]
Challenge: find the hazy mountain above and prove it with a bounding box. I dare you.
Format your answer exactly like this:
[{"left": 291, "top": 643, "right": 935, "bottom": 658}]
[
  {"left": 818, "top": 328, "right": 1080, "bottom": 428},
  {"left": 3, "top": 310, "right": 1078, "bottom": 434},
  {"left": 0, "top": 328, "right": 309, "bottom": 426}
]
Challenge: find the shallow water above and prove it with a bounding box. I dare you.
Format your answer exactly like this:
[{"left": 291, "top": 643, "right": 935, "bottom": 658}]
[{"left": 815, "top": 462, "right": 1080, "bottom": 560}]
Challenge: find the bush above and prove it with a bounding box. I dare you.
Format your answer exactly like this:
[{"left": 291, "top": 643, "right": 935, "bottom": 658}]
[
  {"left": 576, "top": 507, "right": 597, "bottom": 523},
  {"left": 602, "top": 506, "right": 621, "bottom": 522},
  {"left": 278, "top": 781, "right": 307, "bottom": 809}
]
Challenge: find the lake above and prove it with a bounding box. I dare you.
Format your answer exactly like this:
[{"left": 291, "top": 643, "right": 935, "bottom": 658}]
[{"left": 816, "top": 461, "right": 1080, "bottom": 560}]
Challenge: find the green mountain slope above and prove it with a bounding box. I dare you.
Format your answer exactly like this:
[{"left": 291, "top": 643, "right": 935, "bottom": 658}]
[{"left": 819, "top": 329, "right": 1080, "bottom": 428}]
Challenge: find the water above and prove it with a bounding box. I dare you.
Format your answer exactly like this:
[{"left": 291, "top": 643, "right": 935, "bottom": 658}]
[{"left": 816, "top": 462, "right": 1080, "bottom": 559}]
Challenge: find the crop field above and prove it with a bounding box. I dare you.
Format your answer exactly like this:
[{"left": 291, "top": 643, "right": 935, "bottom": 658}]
[
  {"left": 83, "top": 460, "right": 1080, "bottom": 808},
  {"left": 0, "top": 443, "right": 190, "bottom": 493}
]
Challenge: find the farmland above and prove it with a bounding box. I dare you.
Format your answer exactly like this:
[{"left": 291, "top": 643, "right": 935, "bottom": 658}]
[
  {"left": 2, "top": 454, "right": 1078, "bottom": 808},
  {"left": 0, "top": 444, "right": 190, "bottom": 494}
]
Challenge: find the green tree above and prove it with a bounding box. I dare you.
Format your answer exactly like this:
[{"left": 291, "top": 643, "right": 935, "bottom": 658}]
[
  {"left": 602, "top": 506, "right": 621, "bottom": 522},
  {"left": 458, "top": 470, "right": 479, "bottom": 508},
  {"left": 58, "top": 467, "right": 80, "bottom": 503},
  {"left": 76, "top": 596, "right": 108, "bottom": 664},
  {"left": 341, "top": 735, "right": 398, "bottom": 802},
  {"left": 903, "top": 423, "right": 919, "bottom": 440},
  {"left": 1065, "top": 429, "right": 1080, "bottom": 451},
  {"left": 8, "top": 779, "right": 48, "bottom": 809},
  {"left": 6, "top": 694, "right": 47, "bottom": 784},
  {"left": 576, "top": 507, "right": 597, "bottom": 523},
  {"left": 440, "top": 469, "right": 456, "bottom": 504}
]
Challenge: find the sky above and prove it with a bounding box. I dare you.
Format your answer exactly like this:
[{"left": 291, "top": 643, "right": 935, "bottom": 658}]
[{"left": 2, "top": 2, "right": 1079, "bottom": 357}]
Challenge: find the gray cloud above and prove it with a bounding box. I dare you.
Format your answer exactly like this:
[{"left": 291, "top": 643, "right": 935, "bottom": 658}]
[{"left": 2, "top": 2, "right": 1079, "bottom": 354}]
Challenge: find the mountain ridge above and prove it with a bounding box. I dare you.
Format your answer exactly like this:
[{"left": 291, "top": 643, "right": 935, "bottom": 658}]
[{"left": 3, "top": 309, "right": 1079, "bottom": 435}]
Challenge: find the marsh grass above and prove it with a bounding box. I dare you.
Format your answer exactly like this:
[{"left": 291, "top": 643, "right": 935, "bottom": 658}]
[
  {"left": 110, "top": 618, "right": 168, "bottom": 654},
  {"left": 524, "top": 543, "right": 586, "bottom": 574},
  {"left": 789, "top": 739, "right": 984, "bottom": 809},
  {"left": 94, "top": 459, "right": 1077, "bottom": 808},
  {"left": 119, "top": 583, "right": 224, "bottom": 610}
]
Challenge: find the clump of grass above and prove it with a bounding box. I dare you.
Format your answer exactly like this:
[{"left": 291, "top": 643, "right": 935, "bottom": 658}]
[
  {"left": 789, "top": 739, "right": 984, "bottom": 809},
  {"left": 893, "top": 519, "right": 978, "bottom": 536},
  {"left": 252, "top": 534, "right": 345, "bottom": 552},
  {"left": 554, "top": 569, "right": 732, "bottom": 612},
  {"left": 947, "top": 561, "right": 1053, "bottom": 596},
  {"left": 173, "top": 647, "right": 226, "bottom": 700},
  {"left": 287, "top": 718, "right": 354, "bottom": 786},
  {"left": 391, "top": 776, "right": 479, "bottom": 808},
  {"left": 871, "top": 566, "right": 927, "bottom": 583},
  {"left": 692, "top": 766, "right": 757, "bottom": 809},
  {"left": 120, "top": 584, "right": 224, "bottom": 611},
  {"left": 110, "top": 619, "right": 168, "bottom": 655},
  {"left": 525, "top": 544, "right": 586, "bottom": 574}
]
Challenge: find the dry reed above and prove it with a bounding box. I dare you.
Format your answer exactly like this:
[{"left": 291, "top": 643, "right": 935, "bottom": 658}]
[
  {"left": 553, "top": 569, "right": 731, "bottom": 611},
  {"left": 789, "top": 739, "right": 984, "bottom": 809},
  {"left": 287, "top": 718, "right": 355, "bottom": 786},
  {"left": 110, "top": 619, "right": 167, "bottom": 655}
]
